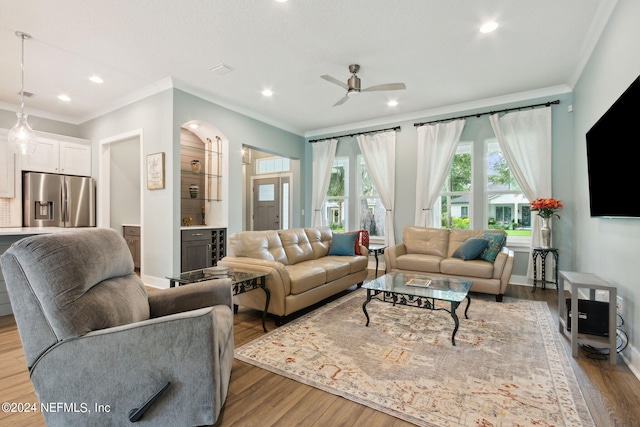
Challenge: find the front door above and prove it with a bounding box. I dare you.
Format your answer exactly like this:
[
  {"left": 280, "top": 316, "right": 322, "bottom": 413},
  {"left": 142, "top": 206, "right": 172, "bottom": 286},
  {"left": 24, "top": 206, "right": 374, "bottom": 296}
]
[{"left": 253, "top": 178, "right": 280, "bottom": 230}]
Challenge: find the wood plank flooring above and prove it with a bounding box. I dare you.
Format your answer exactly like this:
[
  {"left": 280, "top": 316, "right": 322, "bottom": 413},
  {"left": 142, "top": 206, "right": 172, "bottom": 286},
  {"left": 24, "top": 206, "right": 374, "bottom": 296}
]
[{"left": 1, "top": 280, "right": 639, "bottom": 426}]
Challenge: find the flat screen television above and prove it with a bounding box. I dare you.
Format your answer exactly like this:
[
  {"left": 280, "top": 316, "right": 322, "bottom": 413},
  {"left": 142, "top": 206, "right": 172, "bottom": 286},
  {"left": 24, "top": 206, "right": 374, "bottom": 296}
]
[{"left": 586, "top": 75, "right": 640, "bottom": 218}]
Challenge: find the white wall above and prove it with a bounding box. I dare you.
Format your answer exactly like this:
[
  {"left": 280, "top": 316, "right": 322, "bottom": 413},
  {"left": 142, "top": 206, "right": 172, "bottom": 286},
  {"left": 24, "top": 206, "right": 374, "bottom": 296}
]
[
  {"left": 572, "top": 0, "right": 640, "bottom": 373},
  {"left": 79, "top": 90, "right": 175, "bottom": 287}
]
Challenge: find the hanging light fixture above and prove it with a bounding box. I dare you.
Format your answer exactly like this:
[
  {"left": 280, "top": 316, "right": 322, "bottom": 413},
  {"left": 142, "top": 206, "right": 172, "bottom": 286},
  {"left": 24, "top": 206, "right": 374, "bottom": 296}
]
[{"left": 8, "top": 31, "right": 38, "bottom": 156}]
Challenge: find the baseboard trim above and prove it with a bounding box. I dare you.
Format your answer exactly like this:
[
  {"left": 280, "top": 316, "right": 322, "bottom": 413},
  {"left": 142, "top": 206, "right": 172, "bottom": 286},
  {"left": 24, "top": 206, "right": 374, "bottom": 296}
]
[
  {"left": 510, "top": 274, "right": 532, "bottom": 286},
  {"left": 142, "top": 274, "right": 169, "bottom": 289},
  {"left": 621, "top": 341, "right": 640, "bottom": 381}
]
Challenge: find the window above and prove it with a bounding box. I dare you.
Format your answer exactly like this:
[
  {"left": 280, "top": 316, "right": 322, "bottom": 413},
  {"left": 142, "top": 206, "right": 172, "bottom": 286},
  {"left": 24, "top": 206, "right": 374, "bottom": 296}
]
[
  {"left": 325, "top": 157, "right": 348, "bottom": 231},
  {"left": 256, "top": 156, "right": 290, "bottom": 174},
  {"left": 439, "top": 142, "right": 472, "bottom": 229},
  {"left": 436, "top": 139, "right": 531, "bottom": 242},
  {"left": 357, "top": 155, "right": 385, "bottom": 238},
  {"left": 486, "top": 140, "right": 530, "bottom": 236}
]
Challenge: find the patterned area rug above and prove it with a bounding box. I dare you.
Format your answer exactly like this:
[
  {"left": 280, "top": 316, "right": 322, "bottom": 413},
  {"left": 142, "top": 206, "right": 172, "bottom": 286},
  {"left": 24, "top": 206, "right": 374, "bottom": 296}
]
[{"left": 235, "top": 290, "right": 595, "bottom": 426}]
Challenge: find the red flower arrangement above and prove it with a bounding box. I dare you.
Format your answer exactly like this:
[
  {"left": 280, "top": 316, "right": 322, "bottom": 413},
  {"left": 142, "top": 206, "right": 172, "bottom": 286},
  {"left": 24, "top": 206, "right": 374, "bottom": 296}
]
[{"left": 530, "top": 198, "right": 563, "bottom": 219}]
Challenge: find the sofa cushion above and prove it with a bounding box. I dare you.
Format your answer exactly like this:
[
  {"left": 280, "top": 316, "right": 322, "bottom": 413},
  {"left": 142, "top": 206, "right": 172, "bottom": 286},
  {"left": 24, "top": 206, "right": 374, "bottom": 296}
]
[
  {"left": 396, "top": 254, "right": 442, "bottom": 273},
  {"left": 279, "top": 229, "right": 315, "bottom": 264},
  {"left": 302, "top": 258, "right": 351, "bottom": 282},
  {"left": 441, "top": 258, "right": 494, "bottom": 279},
  {"left": 403, "top": 226, "right": 449, "bottom": 257},
  {"left": 228, "top": 230, "right": 288, "bottom": 264},
  {"left": 304, "top": 227, "right": 332, "bottom": 258},
  {"left": 452, "top": 238, "right": 489, "bottom": 260},
  {"left": 479, "top": 232, "right": 507, "bottom": 263},
  {"left": 286, "top": 264, "right": 327, "bottom": 294},
  {"left": 325, "top": 255, "right": 368, "bottom": 274},
  {"left": 346, "top": 230, "right": 369, "bottom": 255},
  {"left": 328, "top": 233, "right": 357, "bottom": 256}
]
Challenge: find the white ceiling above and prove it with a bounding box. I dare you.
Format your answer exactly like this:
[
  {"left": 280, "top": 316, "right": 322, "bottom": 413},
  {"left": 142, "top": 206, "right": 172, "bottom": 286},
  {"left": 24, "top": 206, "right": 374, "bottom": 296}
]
[{"left": 0, "top": 0, "right": 616, "bottom": 137}]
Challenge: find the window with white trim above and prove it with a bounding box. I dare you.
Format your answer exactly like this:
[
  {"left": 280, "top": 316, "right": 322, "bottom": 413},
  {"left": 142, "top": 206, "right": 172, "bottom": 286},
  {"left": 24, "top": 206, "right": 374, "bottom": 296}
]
[
  {"left": 357, "top": 155, "right": 385, "bottom": 238},
  {"left": 485, "top": 139, "right": 531, "bottom": 237},
  {"left": 436, "top": 139, "right": 531, "bottom": 243},
  {"left": 439, "top": 142, "right": 472, "bottom": 229},
  {"left": 325, "top": 157, "right": 348, "bottom": 231}
]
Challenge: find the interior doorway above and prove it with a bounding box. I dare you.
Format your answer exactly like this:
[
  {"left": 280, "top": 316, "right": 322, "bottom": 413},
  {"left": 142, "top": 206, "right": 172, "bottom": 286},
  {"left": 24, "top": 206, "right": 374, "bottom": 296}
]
[
  {"left": 243, "top": 147, "right": 295, "bottom": 231},
  {"left": 98, "top": 129, "right": 143, "bottom": 272}
]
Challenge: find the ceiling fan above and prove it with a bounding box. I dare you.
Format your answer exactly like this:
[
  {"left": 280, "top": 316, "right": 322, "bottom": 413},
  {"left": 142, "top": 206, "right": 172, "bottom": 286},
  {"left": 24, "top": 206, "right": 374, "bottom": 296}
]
[{"left": 321, "top": 64, "right": 406, "bottom": 106}]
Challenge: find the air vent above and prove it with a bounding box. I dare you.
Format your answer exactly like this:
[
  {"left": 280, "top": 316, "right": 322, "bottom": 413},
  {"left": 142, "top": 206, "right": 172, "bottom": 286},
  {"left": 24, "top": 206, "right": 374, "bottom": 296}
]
[{"left": 210, "top": 64, "right": 234, "bottom": 75}]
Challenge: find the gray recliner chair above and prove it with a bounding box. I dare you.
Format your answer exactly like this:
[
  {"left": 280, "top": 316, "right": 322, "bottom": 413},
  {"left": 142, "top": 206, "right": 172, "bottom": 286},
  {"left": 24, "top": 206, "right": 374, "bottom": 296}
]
[{"left": 0, "top": 228, "right": 234, "bottom": 426}]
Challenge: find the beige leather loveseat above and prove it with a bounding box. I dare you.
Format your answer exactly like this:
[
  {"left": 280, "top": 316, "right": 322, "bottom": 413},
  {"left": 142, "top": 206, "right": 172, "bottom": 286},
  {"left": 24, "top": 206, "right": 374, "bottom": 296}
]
[
  {"left": 384, "top": 226, "right": 514, "bottom": 301},
  {"left": 218, "top": 227, "right": 368, "bottom": 324}
]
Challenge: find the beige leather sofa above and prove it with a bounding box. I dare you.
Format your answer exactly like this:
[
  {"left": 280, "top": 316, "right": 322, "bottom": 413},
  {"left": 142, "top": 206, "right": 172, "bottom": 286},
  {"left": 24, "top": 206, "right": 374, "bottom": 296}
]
[
  {"left": 384, "top": 226, "right": 514, "bottom": 301},
  {"left": 218, "top": 227, "right": 368, "bottom": 324}
]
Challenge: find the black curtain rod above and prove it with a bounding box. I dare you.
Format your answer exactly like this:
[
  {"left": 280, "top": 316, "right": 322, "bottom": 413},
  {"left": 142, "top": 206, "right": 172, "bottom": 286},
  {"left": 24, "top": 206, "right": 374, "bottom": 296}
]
[
  {"left": 413, "top": 100, "right": 560, "bottom": 127},
  {"left": 308, "top": 126, "right": 401, "bottom": 143}
]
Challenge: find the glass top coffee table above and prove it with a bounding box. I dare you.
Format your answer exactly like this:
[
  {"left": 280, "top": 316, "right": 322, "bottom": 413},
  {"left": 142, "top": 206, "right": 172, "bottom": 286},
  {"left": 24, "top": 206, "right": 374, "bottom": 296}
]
[
  {"left": 167, "top": 268, "right": 270, "bottom": 332},
  {"left": 362, "top": 272, "right": 472, "bottom": 345}
]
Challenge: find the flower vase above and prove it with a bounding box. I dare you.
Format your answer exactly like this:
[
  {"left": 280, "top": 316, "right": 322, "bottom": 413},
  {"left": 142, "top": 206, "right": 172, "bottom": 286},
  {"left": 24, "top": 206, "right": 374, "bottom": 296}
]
[{"left": 540, "top": 217, "right": 551, "bottom": 249}]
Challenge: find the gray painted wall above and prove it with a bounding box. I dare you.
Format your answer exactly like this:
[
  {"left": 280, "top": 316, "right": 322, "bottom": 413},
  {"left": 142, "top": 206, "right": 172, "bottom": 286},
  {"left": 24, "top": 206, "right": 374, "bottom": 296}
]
[
  {"left": 305, "top": 91, "right": 574, "bottom": 276},
  {"left": 0, "top": 109, "right": 81, "bottom": 138},
  {"left": 572, "top": 0, "right": 640, "bottom": 369}
]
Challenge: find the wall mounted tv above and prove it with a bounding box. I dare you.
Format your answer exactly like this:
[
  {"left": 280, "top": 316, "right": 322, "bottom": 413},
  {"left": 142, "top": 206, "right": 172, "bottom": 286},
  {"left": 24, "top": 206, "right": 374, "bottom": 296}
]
[{"left": 586, "top": 75, "right": 640, "bottom": 218}]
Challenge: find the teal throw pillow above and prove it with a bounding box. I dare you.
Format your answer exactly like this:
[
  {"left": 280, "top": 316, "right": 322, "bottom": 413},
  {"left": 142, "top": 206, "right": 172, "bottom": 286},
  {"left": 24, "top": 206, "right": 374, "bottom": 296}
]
[
  {"left": 479, "top": 232, "right": 507, "bottom": 263},
  {"left": 452, "top": 238, "right": 489, "bottom": 260},
  {"left": 328, "top": 233, "right": 357, "bottom": 256}
]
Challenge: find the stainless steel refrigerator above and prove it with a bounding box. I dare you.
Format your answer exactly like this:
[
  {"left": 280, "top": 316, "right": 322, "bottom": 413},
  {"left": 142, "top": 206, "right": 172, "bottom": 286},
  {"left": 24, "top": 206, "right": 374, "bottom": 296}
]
[{"left": 23, "top": 172, "right": 96, "bottom": 227}]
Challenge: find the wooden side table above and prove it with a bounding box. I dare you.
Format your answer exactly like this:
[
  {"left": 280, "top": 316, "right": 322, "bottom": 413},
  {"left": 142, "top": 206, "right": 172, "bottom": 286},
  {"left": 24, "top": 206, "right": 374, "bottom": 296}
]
[{"left": 532, "top": 247, "right": 558, "bottom": 292}]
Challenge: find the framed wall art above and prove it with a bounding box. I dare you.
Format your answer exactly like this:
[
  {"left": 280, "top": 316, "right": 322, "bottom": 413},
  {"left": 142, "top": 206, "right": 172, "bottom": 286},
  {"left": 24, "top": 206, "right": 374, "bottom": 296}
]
[{"left": 146, "top": 152, "right": 165, "bottom": 190}]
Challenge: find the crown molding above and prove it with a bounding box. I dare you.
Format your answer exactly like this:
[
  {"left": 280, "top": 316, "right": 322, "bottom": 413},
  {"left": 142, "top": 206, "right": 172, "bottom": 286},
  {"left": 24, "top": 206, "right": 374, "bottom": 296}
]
[{"left": 304, "top": 84, "right": 572, "bottom": 138}]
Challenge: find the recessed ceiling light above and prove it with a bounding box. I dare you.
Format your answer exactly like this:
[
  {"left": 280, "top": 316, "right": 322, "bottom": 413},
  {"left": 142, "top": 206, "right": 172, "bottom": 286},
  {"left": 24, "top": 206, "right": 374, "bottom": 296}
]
[
  {"left": 480, "top": 21, "right": 499, "bottom": 34},
  {"left": 262, "top": 89, "right": 273, "bottom": 97},
  {"left": 387, "top": 100, "right": 398, "bottom": 107},
  {"left": 89, "top": 75, "right": 104, "bottom": 84},
  {"left": 275, "top": 0, "right": 288, "bottom": 3},
  {"left": 58, "top": 94, "right": 71, "bottom": 102}
]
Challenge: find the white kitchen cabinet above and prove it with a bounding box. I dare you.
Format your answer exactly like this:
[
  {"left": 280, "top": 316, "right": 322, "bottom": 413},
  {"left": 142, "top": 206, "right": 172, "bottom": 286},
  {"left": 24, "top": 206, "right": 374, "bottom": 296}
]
[
  {"left": 59, "top": 141, "right": 92, "bottom": 176},
  {"left": 22, "top": 138, "right": 91, "bottom": 176},
  {"left": 0, "top": 137, "right": 15, "bottom": 198}
]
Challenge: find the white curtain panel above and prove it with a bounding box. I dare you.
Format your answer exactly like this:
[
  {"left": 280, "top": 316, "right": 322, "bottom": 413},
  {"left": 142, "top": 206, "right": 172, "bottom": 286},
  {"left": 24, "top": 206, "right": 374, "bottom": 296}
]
[
  {"left": 310, "top": 139, "right": 338, "bottom": 227},
  {"left": 414, "top": 119, "right": 466, "bottom": 227},
  {"left": 490, "top": 107, "right": 552, "bottom": 278},
  {"left": 357, "top": 131, "right": 396, "bottom": 246}
]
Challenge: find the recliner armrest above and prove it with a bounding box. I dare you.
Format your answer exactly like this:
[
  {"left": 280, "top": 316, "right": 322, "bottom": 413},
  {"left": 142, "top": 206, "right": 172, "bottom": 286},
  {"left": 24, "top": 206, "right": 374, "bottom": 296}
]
[{"left": 148, "top": 278, "right": 232, "bottom": 318}]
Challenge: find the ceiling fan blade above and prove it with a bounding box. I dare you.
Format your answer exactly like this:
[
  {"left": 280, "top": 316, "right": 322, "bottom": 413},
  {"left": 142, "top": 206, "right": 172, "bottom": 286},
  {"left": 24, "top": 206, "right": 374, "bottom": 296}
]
[
  {"left": 333, "top": 95, "right": 350, "bottom": 106},
  {"left": 321, "top": 75, "right": 349, "bottom": 90},
  {"left": 362, "top": 83, "right": 406, "bottom": 92}
]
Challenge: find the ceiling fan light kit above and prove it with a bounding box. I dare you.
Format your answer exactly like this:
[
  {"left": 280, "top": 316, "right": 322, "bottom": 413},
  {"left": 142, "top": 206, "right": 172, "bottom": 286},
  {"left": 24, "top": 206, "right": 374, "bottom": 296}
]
[{"left": 321, "top": 64, "right": 406, "bottom": 106}]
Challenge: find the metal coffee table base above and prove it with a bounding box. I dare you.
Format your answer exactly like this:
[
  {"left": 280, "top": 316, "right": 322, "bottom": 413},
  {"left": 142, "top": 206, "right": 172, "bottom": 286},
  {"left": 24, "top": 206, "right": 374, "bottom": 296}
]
[{"left": 362, "top": 290, "right": 471, "bottom": 345}]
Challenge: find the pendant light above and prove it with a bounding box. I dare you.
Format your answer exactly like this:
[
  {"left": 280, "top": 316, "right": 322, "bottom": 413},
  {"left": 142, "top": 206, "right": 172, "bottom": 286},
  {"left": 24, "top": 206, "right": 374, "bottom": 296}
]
[{"left": 8, "top": 31, "right": 38, "bottom": 156}]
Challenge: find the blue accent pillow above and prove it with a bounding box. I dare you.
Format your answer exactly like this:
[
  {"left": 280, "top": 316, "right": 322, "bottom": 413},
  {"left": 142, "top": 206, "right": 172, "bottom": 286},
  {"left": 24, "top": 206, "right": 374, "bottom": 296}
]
[
  {"left": 328, "top": 233, "right": 357, "bottom": 256},
  {"left": 452, "top": 238, "right": 489, "bottom": 260},
  {"left": 479, "top": 232, "right": 507, "bottom": 263}
]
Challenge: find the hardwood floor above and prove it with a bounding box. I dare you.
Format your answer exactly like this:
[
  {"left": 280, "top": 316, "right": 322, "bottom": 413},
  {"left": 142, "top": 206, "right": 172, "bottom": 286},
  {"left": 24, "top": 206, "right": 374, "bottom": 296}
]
[{"left": 1, "top": 279, "right": 639, "bottom": 426}]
